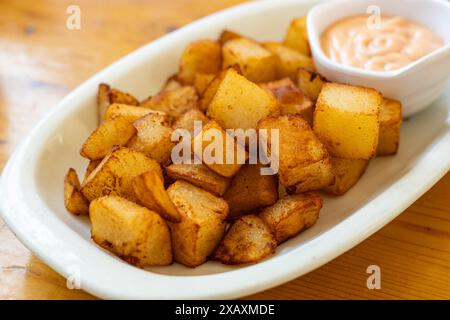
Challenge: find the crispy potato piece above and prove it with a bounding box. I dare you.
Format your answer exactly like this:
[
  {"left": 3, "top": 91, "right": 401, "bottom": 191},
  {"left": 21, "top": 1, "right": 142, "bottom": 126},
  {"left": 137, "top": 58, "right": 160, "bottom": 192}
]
[
  {"left": 260, "top": 193, "right": 321, "bottom": 243},
  {"left": 377, "top": 98, "right": 402, "bottom": 156},
  {"left": 127, "top": 113, "right": 174, "bottom": 165},
  {"left": 297, "top": 67, "right": 326, "bottom": 101},
  {"left": 207, "top": 68, "right": 280, "bottom": 129},
  {"left": 283, "top": 17, "right": 310, "bottom": 56},
  {"left": 260, "top": 78, "right": 314, "bottom": 125},
  {"left": 64, "top": 168, "right": 89, "bottom": 216},
  {"left": 193, "top": 73, "right": 215, "bottom": 95},
  {"left": 258, "top": 115, "right": 334, "bottom": 192},
  {"left": 162, "top": 74, "right": 183, "bottom": 91},
  {"left": 313, "top": 83, "right": 382, "bottom": 160},
  {"left": 192, "top": 120, "right": 247, "bottom": 178},
  {"left": 103, "top": 103, "right": 161, "bottom": 122},
  {"left": 83, "top": 160, "right": 102, "bottom": 183},
  {"left": 166, "top": 163, "right": 231, "bottom": 196},
  {"left": 80, "top": 116, "right": 136, "bottom": 160},
  {"left": 167, "top": 181, "right": 228, "bottom": 267},
  {"left": 132, "top": 171, "right": 180, "bottom": 222},
  {"left": 219, "top": 29, "right": 244, "bottom": 44},
  {"left": 263, "top": 42, "right": 314, "bottom": 80},
  {"left": 140, "top": 86, "right": 198, "bottom": 119},
  {"left": 97, "top": 83, "right": 111, "bottom": 122},
  {"left": 222, "top": 38, "right": 277, "bottom": 83},
  {"left": 199, "top": 70, "right": 227, "bottom": 111},
  {"left": 90, "top": 196, "right": 172, "bottom": 267},
  {"left": 108, "top": 88, "right": 139, "bottom": 106},
  {"left": 213, "top": 214, "right": 276, "bottom": 265},
  {"left": 81, "top": 147, "right": 163, "bottom": 202},
  {"left": 172, "top": 108, "right": 208, "bottom": 137},
  {"left": 178, "top": 40, "right": 222, "bottom": 85},
  {"left": 224, "top": 164, "right": 278, "bottom": 220},
  {"left": 323, "top": 157, "right": 369, "bottom": 196}
]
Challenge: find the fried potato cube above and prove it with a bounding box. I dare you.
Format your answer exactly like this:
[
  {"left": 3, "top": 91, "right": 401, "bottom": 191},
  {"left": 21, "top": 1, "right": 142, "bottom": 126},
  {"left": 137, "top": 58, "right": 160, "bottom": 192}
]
[
  {"left": 213, "top": 214, "right": 276, "bottom": 265},
  {"left": 103, "top": 103, "right": 161, "bottom": 122},
  {"left": 222, "top": 38, "right": 277, "bottom": 83},
  {"left": 90, "top": 196, "right": 172, "bottom": 267},
  {"left": 260, "top": 193, "right": 321, "bottom": 244},
  {"left": 140, "top": 86, "right": 198, "bottom": 119},
  {"left": 263, "top": 42, "right": 314, "bottom": 80},
  {"left": 297, "top": 67, "right": 326, "bottom": 101},
  {"left": 83, "top": 160, "right": 102, "bottom": 183},
  {"left": 260, "top": 78, "right": 314, "bottom": 125},
  {"left": 166, "top": 163, "right": 231, "bottom": 196},
  {"left": 161, "top": 74, "right": 183, "bottom": 91},
  {"left": 207, "top": 68, "right": 280, "bottom": 129},
  {"left": 108, "top": 88, "right": 139, "bottom": 106},
  {"left": 199, "top": 70, "right": 226, "bottom": 111},
  {"left": 80, "top": 116, "right": 136, "bottom": 160},
  {"left": 64, "top": 168, "right": 89, "bottom": 216},
  {"left": 323, "top": 157, "right": 369, "bottom": 196},
  {"left": 193, "top": 73, "right": 215, "bottom": 95},
  {"left": 172, "top": 108, "right": 208, "bottom": 137},
  {"left": 283, "top": 17, "right": 310, "bottom": 56},
  {"left": 178, "top": 40, "right": 222, "bottom": 85},
  {"left": 219, "top": 29, "right": 244, "bottom": 44},
  {"left": 132, "top": 171, "right": 180, "bottom": 222},
  {"left": 127, "top": 113, "right": 174, "bottom": 165},
  {"left": 224, "top": 164, "right": 278, "bottom": 220},
  {"left": 81, "top": 147, "right": 163, "bottom": 202},
  {"left": 377, "top": 98, "right": 402, "bottom": 156},
  {"left": 97, "top": 83, "right": 111, "bottom": 122},
  {"left": 313, "top": 83, "right": 382, "bottom": 160},
  {"left": 258, "top": 115, "right": 334, "bottom": 191},
  {"left": 167, "top": 181, "right": 228, "bottom": 267},
  {"left": 192, "top": 120, "right": 247, "bottom": 177}
]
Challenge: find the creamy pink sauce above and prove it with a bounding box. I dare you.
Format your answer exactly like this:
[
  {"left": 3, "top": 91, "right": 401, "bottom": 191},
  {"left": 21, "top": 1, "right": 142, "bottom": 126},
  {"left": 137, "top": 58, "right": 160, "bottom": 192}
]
[{"left": 321, "top": 15, "right": 444, "bottom": 71}]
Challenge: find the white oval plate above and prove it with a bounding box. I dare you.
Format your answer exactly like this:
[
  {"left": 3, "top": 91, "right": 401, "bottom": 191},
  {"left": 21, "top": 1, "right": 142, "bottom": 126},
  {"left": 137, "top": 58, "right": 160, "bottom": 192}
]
[{"left": 1, "top": 0, "right": 450, "bottom": 300}]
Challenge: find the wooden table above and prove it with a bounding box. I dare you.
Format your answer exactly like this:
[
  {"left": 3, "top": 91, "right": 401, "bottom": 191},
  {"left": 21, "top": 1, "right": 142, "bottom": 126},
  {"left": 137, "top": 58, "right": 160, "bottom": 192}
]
[{"left": 1, "top": 0, "right": 449, "bottom": 300}]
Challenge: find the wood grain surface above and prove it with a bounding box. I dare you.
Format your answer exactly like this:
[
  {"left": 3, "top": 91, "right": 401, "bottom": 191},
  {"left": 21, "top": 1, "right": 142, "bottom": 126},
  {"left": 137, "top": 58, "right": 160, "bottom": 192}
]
[{"left": 1, "top": 0, "right": 449, "bottom": 300}]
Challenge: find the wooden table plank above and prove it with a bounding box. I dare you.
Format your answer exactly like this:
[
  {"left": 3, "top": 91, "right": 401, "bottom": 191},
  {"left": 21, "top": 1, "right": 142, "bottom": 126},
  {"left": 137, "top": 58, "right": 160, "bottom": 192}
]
[{"left": 1, "top": 0, "right": 449, "bottom": 300}]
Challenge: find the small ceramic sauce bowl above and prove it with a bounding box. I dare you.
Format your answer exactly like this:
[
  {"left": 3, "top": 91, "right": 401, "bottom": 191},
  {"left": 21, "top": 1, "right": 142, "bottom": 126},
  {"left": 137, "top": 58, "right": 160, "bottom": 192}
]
[{"left": 307, "top": 0, "right": 450, "bottom": 117}]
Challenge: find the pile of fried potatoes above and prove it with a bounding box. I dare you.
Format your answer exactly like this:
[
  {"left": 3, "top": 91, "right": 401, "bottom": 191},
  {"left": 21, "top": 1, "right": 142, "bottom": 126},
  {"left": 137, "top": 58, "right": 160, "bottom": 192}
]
[{"left": 64, "top": 17, "right": 402, "bottom": 268}]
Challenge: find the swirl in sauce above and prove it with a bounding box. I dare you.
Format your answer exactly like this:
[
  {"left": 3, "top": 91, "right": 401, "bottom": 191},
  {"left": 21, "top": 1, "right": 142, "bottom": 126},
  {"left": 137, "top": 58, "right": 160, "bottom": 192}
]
[{"left": 321, "top": 15, "right": 444, "bottom": 71}]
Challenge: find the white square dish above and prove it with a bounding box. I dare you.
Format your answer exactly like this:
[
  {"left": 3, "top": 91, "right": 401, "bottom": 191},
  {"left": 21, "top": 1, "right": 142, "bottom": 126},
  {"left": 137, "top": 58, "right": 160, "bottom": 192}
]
[{"left": 1, "top": 0, "right": 450, "bottom": 299}]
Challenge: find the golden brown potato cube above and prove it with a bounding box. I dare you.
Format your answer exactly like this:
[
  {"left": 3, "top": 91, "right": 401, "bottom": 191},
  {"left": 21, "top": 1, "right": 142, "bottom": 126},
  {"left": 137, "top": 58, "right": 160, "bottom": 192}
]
[
  {"left": 82, "top": 160, "right": 102, "bottom": 183},
  {"left": 178, "top": 40, "right": 222, "bottom": 85},
  {"left": 140, "top": 86, "right": 198, "bottom": 119},
  {"left": 161, "top": 74, "right": 183, "bottom": 91},
  {"left": 377, "top": 98, "right": 402, "bottom": 156},
  {"left": 97, "top": 83, "right": 111, "bottom": 122},
  {"left": 167, "top": 181, "right": 228, "bottom": 267},
  {"left": 192, "top": 120, "right": 247, "bottom": 178},
  {"left": 260, "top": 78, "right": 314, "bottom": 125},
  {"left": 103, "top": 103, "right": 162, "bottom": 122},
  {"left": 323, "top": 157, "right": 369, "bottom": 196},
  {"left": 64, "top": 168, "right": 89, "bottom": 216},
  {"left": 165, "top": 163, "right": 231, "bottom": 196},
  {"left": 224, "top": 164, "right": 278, "bottom": 220},
  {"left": 260, "top": 192, "right": 322, "bottom": 244},
  {"left": 222, "top": 38, "right": 277, "bottom": 83},
  {"left": 213, "top": 214, "right": 276, "bottom": 265},
  {"left": 297, "top": 67, "right": 326, "bottom": 101},
  {"left": 219, "top": 29, "right": 244, "bottom": 44},
  {"left": 258, "top": 115, "right": 334, "bottom": 191},
  {"left": 132, "top": 171, "right": 180, "bottom": 222},
  {"left": 108, "top": 88, "right": 139, "bottom": 106},
  {"left": 283, "top": 17, "right": 310, "bottom": 56},
  {"left": 81, "top": 147, "right": 163, "bottom": 202},
  {"left": 199, "top": 70, "right": 227, "bottom": 111},
  {"left": 313, "top": 83, "right": 382, "bottom": 160},
  {"left": 193, "top": 73, "right": 215, "bottom": 95},
  {"left": 80, "top": 116, "right": 136, "bottom": 160},
  {"left": 90, "top": 196, "right": 172, "bottom": 267},
  {"left": 127, "top": 113, "right": 174, "bottom": 165},
  {"left": 263, "top": 42, "right": 314, "bottom": 80},
  {"left": 207, "top": 68, "right": 280, "bottom": 129},
  {"left": 172, "top": 108, "right": 208, "bottom": 137}
]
